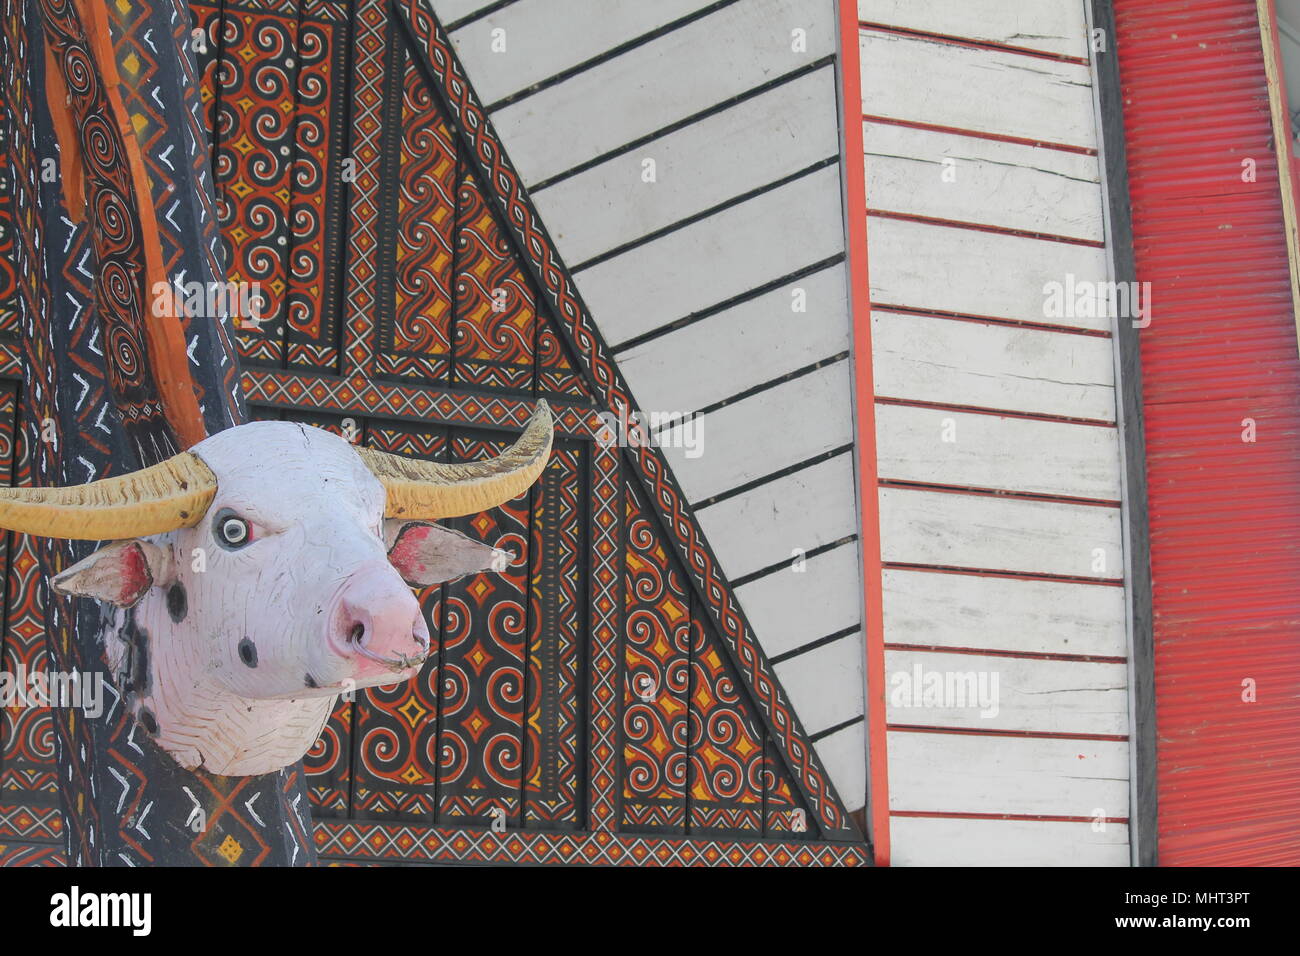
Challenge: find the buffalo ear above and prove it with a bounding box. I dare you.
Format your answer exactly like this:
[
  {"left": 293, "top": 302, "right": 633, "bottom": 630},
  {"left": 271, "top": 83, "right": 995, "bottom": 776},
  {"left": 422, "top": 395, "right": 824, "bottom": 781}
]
[
  {"left": 51, "top": 540, "right": 174, "bottom": 608},
  {"left": 384, "top": 520, "right": 513, "bottom": 587}
]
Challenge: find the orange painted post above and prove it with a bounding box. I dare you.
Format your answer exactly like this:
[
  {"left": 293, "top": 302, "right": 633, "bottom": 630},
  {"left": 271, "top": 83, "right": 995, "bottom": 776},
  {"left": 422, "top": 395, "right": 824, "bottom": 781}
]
[{"left": 836, "top": 0, "right": 890, "bottom": 865}]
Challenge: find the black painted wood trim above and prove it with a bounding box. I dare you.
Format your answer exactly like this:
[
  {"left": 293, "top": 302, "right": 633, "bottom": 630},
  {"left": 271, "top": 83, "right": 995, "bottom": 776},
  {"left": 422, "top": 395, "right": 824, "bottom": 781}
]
[{"left": 1089, "top": 0, "right": 1158, "bottom": 868}]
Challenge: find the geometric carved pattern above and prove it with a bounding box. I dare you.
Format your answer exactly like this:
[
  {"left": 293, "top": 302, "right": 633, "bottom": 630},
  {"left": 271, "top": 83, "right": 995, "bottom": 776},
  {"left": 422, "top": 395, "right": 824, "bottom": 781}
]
[
  {"left": 313, "top": 820, "right": 869, "bottom": 867},
  {"left": 192, "top": 0, "right": 350, "bottom": 371},
  {"left": 0, "top": 384, "right": 61, "bottom": 847}
]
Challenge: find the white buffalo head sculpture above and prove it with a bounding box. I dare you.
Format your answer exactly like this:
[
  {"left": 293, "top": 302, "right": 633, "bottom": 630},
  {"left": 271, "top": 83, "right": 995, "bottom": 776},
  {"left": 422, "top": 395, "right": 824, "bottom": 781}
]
[{"left": 0, "top": 403, "right": 552, "bottom": 776}]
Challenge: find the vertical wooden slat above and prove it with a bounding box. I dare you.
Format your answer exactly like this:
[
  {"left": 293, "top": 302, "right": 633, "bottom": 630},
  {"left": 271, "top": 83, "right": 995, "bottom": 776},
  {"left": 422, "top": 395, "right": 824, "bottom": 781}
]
[
  {"left": 351, "top": 421, "right": 448, "bottom": 821},
  {"left": 620, "top": 480, "right": 689, "bottom": 833},
  {"left": 436, "top": 430, "right": 530, "bottom": 824},
  {"left": 523, "top": 444, "right": 586, "bottom": 829}
]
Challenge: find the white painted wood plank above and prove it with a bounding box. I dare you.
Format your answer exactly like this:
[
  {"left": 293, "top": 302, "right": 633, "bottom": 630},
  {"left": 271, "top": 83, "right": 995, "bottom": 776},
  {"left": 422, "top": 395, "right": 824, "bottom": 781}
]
[
  {"left": 491, "top": 0, "right": 837, "bottom": 186},
  {"left": 578, "top": 166, "right": 845, "bottom": 347},
  {"left": 736, "top": 541, "right": 861, "bottom": 658},
  {"left": 884, "top": 650, "right": 1128, "bottom": 735},
  {"left": 659, "top": 361, "right": 853, "bottom": 504},
  {"left": 620, "top": 263, "right": 850, "bottom": 415},
  {"left": 864, "top": 121, "right": 1104, "bottom": 242},
  {"left": 887, "top": 731, "right": 1129, "bottom": 816},
  {"left": 697, "top": 454, "right": 858, "bottom": 580},
  {"left": 448, "top": 0, "right": 707, "bottom": 105},
  {"left": 867, "top": 216, "right": 1111, "bottom": 332},
  {"left": 882, "top": 568, "right": 1128, "bottom": 658},
  {"left": 857, "top": 0, "right": 1089, "bottom": 60},
  {"left": 813, "top": 720, "right": 866, "bottom": 813},
  {"left": 430, "top": 0, "right": 500, "bottom": 26},
  {"left": 773, "top": 633, "right": 864, "bottom": 735},
  {"left": 535, "top": 67, "right": 840, "bottom": 265},
  {"left": 891, "top": 817, "right": 1130, "bottom": 866},
  {"left": 858, "top": 31, "right": 1096, "bottom": 149},
  {"left": 875, "top": 403, "right": 1122, "bottom": 500},
  {"left": 878, "top": 487, "right": 1123, "bottom": 579},
  {"left": 871, "top": 311, "right": 1118, "bottom": 421}
]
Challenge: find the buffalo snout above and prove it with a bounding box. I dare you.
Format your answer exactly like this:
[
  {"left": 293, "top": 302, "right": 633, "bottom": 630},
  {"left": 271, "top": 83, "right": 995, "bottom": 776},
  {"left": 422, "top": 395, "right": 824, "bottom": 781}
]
[{"left": 329, "top": 562, "right": 430, "bottom": 679}]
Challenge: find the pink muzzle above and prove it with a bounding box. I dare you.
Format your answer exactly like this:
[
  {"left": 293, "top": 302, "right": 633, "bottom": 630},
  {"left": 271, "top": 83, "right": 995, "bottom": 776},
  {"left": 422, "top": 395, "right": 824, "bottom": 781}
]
[{"left": 329, "top": 562, "right": 430, "bottom": 678}]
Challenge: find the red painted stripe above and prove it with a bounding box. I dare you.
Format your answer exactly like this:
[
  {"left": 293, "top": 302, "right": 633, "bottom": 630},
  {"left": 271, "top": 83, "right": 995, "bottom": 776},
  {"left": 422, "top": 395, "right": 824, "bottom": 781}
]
[
  {"left": 861, "top": 113, "right": 1097, "bottom": 156},
  {"left": 857, "top": 21, "right": 1091, "bottom": 66},
  {"left": 885, "top": 643, "right": 1128, "bottom": 665},
  {"left": 889, "top": 724, "right": 1129, "bottom": 743},
  {"left": 874, "top": 395, "right": 1116, "bottom": 428},
  {"left": 878, "top": 478, "right": 1121, "bottom": 509},
  {"left": 882, "top": 561, "right": 1124, "bottom": 587},
  {"left": 868, "top": 209, "right": 1105, "bottom": 248},
  {"left": 839, "top": 0, "right": 889, "bottom": 866},
  {"left": 891, "top": 811, "right": 1129, "bottom": 824},
  {"left": 871, "top": 303, "right": 1112, "bottom": 339}
]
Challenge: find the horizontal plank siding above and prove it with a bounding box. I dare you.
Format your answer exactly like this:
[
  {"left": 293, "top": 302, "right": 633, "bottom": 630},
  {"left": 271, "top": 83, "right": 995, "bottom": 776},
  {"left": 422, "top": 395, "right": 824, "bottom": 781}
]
[
  {"left": 882, "top": 568, "right": 1127, "bottom": 659},
  {"left": 885, "top": 650, "right": 1129, "bottom": 735},
  {"left": 887, "top": 731, "right": 1129, "bottom": 816},
  {"left": 813, "top": 722, "right": 868, "bottom": 826},
  {"left": 890, "top": 817, "right": 1129, "bottom": 866},
  {"left": 859, "top": 31, "right": 1097, "bottom": 149},
  {"left": 697, "top": 454, "right": 859, "bottom": 580},
  {"left": 577, "top": 165, "right": 846, "bottom": 347},
  {"left": 618, "top": 263, "right": 850, "bottom": 414},
  {"left": 857, "top": 0, "right": 1089, "bottom": 60},
  {"left": 447, "top": 0, "right": 708, "bottom": 106},
  {"left": 432, "top": 0, "right": 502, "bottom": 27},
  {"left": 773, "top": 633, "right": 866, "bottom": 735},
  {"left": 864, "top": 122, "right": 1104, "bottom": 243},
  {"left": 536, "top": 67, "right": 840, "bottom": 265},
  {"left": 855, "top": 0, "right": 1132, "bottom": 864},
  {"left": 735, "top": 542, "right": 862, "bottom": 658},
  {"left": 879, "top": 487, "right": 1122, "bottom": 580},
  {"left": 659, "top": 361, "right": 854, "bottom": 504},
  {"left": 867, "top": 217, "right": 1111, "bottom": 332},
  {"left": 490, "top": 0, "right": 837, "bottom": 186},
  {"left": 875, "top": 403, "right": 1121, "bottom": 500},
  {"left": 871, "top": 311, "right": 1117, "bottom": 421}
]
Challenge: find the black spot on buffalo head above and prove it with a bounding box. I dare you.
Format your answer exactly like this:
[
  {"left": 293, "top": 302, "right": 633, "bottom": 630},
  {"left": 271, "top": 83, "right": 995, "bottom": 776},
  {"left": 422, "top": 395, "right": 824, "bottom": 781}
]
[{"left": 166, "top": 582, "right": 187, "bottom": 624}]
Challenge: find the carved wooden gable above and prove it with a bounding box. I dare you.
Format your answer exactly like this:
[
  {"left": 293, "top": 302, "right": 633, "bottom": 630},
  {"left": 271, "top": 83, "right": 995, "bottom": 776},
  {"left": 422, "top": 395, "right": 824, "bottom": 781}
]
[{"left": 0, "top": 0, "right": 865, "bottom": 866}]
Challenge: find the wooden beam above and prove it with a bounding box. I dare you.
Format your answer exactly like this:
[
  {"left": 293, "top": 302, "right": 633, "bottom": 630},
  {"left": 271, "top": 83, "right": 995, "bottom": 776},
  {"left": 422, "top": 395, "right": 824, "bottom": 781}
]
[{"left": 1088, "top": 0, "right": 1158, "bottom": 867}]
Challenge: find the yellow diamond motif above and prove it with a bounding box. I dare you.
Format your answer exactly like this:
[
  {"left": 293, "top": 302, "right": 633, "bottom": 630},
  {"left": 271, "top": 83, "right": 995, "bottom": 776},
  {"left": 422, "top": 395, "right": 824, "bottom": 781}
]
[
  {"left": 122, "top": 51, "right": 140, "bottom": 76},
  {"left": 397, "top": 695, "right": 428, "bottom": 728},
  {"left": 115, "top": 0, "right": 131, "bottom": 14},
  {"left": 217, "top": 835, "right": 243, "bottom": 864}
]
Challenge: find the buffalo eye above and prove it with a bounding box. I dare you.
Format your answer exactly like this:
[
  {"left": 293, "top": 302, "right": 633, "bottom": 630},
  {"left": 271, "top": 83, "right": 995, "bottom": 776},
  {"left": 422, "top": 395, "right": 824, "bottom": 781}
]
[{"left": 214, "top": 509, "right": 252, "bottom": 549}]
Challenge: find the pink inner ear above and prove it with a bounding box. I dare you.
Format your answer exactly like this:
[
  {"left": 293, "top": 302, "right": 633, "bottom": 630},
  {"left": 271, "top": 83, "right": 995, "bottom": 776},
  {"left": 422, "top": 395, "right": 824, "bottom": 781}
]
[
  {"left": 387, "top": 523, "right": 434, "bottom": 580},
  {"left": 114, "top": 543, "right": 153, "bottom": 606}
]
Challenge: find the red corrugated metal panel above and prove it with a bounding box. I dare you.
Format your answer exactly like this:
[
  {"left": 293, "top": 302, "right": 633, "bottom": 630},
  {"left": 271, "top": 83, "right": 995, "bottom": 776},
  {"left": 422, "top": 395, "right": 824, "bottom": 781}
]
[{"left": 1116, "top": 0, "right": 1300, "bottom": 865}]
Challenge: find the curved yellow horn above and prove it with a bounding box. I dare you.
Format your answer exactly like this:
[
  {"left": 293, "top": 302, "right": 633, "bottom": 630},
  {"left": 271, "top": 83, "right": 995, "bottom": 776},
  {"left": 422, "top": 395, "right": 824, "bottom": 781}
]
[
  {"left": 0, "top": 452, "right": 218, "bottom": 541},
  {"left": 358, "top": 401, "right": 554, "bottom": 520}
]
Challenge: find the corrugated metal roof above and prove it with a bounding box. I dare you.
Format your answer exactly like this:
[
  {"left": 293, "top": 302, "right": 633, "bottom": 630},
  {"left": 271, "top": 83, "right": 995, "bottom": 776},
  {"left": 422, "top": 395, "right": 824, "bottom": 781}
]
[{"left": 1116, "top": 0, "right": 1300, "bottom": 865}]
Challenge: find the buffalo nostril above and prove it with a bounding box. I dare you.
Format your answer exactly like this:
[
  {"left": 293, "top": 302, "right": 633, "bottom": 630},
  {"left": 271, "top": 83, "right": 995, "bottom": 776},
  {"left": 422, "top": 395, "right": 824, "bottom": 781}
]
[{"left": 348, "top": 623, "right": 365, "bottom": 645}]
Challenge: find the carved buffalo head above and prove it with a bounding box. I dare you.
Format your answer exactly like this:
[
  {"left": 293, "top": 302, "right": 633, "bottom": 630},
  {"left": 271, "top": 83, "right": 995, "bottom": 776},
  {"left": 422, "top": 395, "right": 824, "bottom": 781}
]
[{"left": 0, "top": 402, "right": 553, "bottom": 776}]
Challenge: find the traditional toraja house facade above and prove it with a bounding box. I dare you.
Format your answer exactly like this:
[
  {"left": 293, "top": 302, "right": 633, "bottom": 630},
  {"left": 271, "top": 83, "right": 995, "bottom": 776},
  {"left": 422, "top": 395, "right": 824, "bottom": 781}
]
[{"left": 0, "top": 0, "right": 1295, "bottom": 868}]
